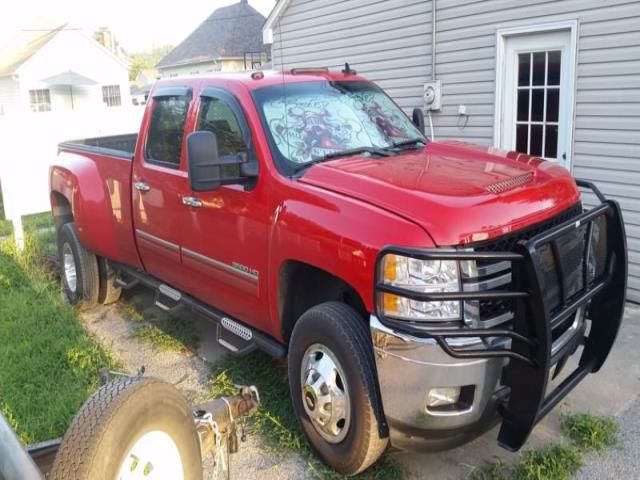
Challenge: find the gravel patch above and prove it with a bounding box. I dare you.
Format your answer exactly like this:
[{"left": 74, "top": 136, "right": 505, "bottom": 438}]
[
  {"left": 81, "top": 298, "right": 313, "bottom": 480},
  {"left": 575, "top": 398, "right": 640, "bottom": 480}
]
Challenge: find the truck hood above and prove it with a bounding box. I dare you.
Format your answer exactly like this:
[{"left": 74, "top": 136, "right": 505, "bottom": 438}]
[{"left": 298, "top": 141, "right": 581, "bottom": 246}]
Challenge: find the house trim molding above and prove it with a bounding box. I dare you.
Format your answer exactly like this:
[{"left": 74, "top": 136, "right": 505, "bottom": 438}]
[
  {"left": 262, "top": 0, "right": 292, "bottom": 44},
  {"left": 493, "top": 20, "right": 578, "bottom": 170}
]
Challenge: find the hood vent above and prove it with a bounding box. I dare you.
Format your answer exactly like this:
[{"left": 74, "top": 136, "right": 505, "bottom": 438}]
[{"left": 485, "top": 172, "right": 534, "bottom": 194}]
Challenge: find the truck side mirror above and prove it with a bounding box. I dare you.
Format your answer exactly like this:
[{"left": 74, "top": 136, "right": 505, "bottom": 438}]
[
  {"left": 412, "top": 108, "right": 425, "bottom": 134},
  {"left": 187, "top": 131, "right": 256, "bottom": 192}
]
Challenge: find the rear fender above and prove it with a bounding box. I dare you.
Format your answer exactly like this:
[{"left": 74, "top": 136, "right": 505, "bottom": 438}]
[{"left": 50, "top": 152, "right": 141, "bottom": 268}]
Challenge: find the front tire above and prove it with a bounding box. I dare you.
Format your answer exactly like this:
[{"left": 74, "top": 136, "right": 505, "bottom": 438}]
[
  {"left": 288, "top": 302, "right": 388, "bottom": 476},
  {"left": 50, "top": 377, "right": 202, "bottom": 480},
  {"left": 57, "top": 222, "right": 100, "bottom": 308}
]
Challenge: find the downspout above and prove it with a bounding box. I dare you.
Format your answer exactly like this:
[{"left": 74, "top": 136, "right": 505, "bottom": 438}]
[
  {"left": 432, "top": 0, "right": 437, "bottom": 81},
  {"left": 428, "top": 0, "right": 437, "bottom": 139}
]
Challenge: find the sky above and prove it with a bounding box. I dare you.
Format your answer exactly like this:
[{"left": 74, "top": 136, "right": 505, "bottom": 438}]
[{"left": 0, "top": 0, "right": 276, "bottom": 53}]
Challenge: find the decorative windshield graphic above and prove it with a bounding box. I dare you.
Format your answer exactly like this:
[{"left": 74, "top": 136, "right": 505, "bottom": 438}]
[{"left": 262, "top": 86, "right": 415, "bottom": 164}]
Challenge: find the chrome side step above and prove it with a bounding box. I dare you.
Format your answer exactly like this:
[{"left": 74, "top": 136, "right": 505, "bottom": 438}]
[
  {"left": 155, "top": 284, "right": 182, "bottom": 311},
  {"left": 111, "top": 264, "right": 286, "bottom": 359},
  {"left": 216, "top": 317, "right": 255, "bottom": 355}
]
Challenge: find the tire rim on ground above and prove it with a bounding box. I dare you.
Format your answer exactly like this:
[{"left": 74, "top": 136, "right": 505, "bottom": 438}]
[
  {"left": 62, "top": 243, "right": 77, "bottom": 293},
  {"left": 300, "top": 343, "right": 351, "bottom": 444},
  {"left": 116, "top": 430, "right": 184, "bottom": 480}
]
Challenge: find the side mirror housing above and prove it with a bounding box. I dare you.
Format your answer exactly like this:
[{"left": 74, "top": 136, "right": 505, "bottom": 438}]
[
  {"left": 186, "top": 131, "right": 257, "bottom": 192},
  {"left": 412, "top": 107, "right": 425, "bottom": 134}
]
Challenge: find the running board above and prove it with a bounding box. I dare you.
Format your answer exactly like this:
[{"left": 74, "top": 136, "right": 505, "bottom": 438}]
[{"left": 111, "top": 264, "right": 286, "bottom": 358}]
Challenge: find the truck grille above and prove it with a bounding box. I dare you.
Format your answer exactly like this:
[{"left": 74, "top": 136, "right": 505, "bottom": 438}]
[{"left": 461, "top": 203, "right": 584, "bottom": 332}]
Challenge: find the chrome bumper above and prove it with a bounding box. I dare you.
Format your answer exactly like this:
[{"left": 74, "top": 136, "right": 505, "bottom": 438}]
[{"left": 370, "top": 315, "right": 504, "bottom": 451}]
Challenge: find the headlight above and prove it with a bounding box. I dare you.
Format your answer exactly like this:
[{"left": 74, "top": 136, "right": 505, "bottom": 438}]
[{"left": 378, "top": 254, "right": 461, "bottom": 322}]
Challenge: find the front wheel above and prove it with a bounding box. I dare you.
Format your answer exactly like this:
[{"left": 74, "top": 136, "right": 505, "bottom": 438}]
[{"left": 288, "top": 302, "right": 388, "bottom": 476}]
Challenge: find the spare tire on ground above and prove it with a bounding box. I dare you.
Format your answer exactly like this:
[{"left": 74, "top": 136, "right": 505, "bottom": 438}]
[{"left": 49, "top": 377, "right": 202, "bottom": 480}]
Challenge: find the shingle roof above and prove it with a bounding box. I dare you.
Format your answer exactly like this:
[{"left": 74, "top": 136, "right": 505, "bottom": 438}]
[
  {"left": 156, "top": 0, "right": 269, "bottom": 69},
  {"left": 0, "top": 24, "right": 66, "bottom": 76}
]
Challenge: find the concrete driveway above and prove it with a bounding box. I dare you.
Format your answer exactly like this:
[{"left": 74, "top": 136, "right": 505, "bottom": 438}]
[{"left": 84, "top": 288, "right": 640, "bottom": 479}]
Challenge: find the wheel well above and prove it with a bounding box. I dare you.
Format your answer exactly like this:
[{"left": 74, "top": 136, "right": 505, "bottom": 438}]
[
  {"left": 279, "top": 261, "right": 368, "bottom": 343},
  {"left": 51, "top": 191, "right": 73, "bottom": 231}
]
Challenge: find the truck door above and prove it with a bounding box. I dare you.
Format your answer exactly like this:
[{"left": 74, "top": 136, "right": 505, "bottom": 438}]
[
  {"left": 132, "top": 87, "right": 193, "bottom": 289},
  {"left": 179, "top": 87, "right": 272, "bottom": 334}
]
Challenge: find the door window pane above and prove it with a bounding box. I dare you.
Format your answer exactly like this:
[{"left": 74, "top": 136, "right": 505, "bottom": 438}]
[
  {"left": 531, "top": 89, "right": 544, "bottom": 122},
  {"left": 547, "top": 50, "right": 561, "bottom": 85},
  {"left": 518, "top": 53, "right": 531, "bottom": 86},
  {"left": 197, "top": 97, "right": 247, "bottom": 157},
  {"left": 516, "top": 124, "right": 528, "bottom": 154},
  {"left": 532, "top": 52, "right": 546, "bottom": 86},
  {"left": 145, "top": 95, "right": 191, "bottom": 167},
  {"left": 530, "top": 125, "right": 543, "bottom": 156},
  {"left": 513, "top": 49, "right": 562, "bottom": 160},
  {"left": 517, "top": 90, "right": 529, "bottom": 122},
  {"left": 546, "top": 88, "right": 560, "bottom": 122},
  {"left": 545, "top": 125, "right": 558, "bottom": 159}
]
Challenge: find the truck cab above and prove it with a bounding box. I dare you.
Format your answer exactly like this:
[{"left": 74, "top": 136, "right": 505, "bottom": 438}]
[{"left": 50, "top": 69, "right": 627, "bottom": 476}]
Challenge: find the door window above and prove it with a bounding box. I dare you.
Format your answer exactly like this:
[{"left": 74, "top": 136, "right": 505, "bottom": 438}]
[
  {"left": 145, "top": 95, "right": 191, "bottom": 168},
  {"left": 515, "top": 50, "right": 561, "bottom": 159},
  {"left": 197, "top": 97, "right": 247, "bottom": 157}
]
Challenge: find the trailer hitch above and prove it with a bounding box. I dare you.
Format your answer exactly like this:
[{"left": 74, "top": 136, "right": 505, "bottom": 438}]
[{"left": 193, "top": 385, "right": 261, "bottom": 480}]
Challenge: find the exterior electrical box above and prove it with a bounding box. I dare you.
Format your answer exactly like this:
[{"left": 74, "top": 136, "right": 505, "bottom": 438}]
[{"left": 423, "top": 80, "right": 442, "bottom": 111}]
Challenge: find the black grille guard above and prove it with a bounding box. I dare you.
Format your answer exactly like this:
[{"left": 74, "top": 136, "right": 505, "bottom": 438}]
[{"left": 374, "top": 179, "right": 628, "bottom": 451}]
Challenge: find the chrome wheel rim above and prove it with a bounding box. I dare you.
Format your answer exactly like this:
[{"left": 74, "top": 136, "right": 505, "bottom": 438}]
[
  {"left": 116, "top": 430, "right": 184, "bottom": 480},
  {"left": 300, "top": 343, "right": 351, "bottom": 443},
  {"left": 62, "top": 243, "right": 77, "bottom": 293}
]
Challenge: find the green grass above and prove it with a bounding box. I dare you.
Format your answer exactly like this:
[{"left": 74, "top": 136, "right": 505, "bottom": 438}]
[
  {"left": 0, "top": 211, "right": 54, "bottom": 239},
  {"left": 133, "top": 315, "right": 199, "bottom": 352},
  {"left": 471, "top": 413, "right": 620, "bottom": 480},
  {"left": 23, "top": 212, "right": 54, "bottom": 233},
  {"left": 0, "top": 219, "right": 11, "bottom": 237},
  {"left": 209, "top": 352, "right": 404, "bottom": 480},
  {"left": 0, "top": 180, "right": 5, "bottom": 220},
  {"left": 471, "top": 444, "right": 582, "bottom": 480},
  {"left": 0, "top": 235, "right": 116, "bottom": 444},
  {"left": 561, "top": 414, "right": 618, "bottom": 451}
]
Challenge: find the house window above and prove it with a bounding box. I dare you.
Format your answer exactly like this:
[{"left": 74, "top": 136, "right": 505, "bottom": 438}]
[
  {"left": 102, "top": 85, "right": 121, "bottom": 107},
  {"left": 29, "top": 89, "right": 51, "bottom": 112}
]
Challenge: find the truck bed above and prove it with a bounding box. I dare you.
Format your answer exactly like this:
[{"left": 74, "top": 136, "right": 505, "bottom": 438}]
[{"left": 58, "top": 133, "right": 138, "bottom": 159}]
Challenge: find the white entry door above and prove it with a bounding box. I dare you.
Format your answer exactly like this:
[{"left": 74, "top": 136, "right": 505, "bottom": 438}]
[{"left": 498, "top": 28, "right": 576, "bottom": 169}]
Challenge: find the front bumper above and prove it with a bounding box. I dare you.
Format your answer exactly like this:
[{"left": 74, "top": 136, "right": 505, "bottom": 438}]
[
  {"left": 370, "top": 315, "right": 505, "bottom": 451},
  {"left": 371, "top": 180, "right": 627, "bottom": 452}
]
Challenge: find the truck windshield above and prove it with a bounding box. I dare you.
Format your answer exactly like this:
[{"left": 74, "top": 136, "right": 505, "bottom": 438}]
[{"left": 252, "top": 81, "right": 425, "bottom": 175}]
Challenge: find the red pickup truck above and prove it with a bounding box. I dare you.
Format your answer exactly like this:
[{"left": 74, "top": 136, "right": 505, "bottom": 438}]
[{"left": 50, "top": 69, "right": 627, "bottom": 476}]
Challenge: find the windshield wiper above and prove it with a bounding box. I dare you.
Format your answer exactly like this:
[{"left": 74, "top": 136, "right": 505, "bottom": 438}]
[
  {"left": 387, "top": 138, "right": 428, "bottom": 149},
  {"left": 295, "top": 146, "right": 391, "bottom": 173}
]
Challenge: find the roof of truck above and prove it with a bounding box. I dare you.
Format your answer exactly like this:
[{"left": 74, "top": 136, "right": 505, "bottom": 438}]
[{"left": 152, "top": 69, "right": 370, "bottom": 93}]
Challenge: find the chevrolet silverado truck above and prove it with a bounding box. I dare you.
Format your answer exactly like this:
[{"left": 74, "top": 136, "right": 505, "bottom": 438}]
[{"left": 49, "top": 69, "right": 627, "bottom": 476}]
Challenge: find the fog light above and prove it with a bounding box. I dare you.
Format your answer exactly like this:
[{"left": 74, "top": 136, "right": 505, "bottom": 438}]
[{"left": 427, "top": 387, "right": 461, "bottom": 408}]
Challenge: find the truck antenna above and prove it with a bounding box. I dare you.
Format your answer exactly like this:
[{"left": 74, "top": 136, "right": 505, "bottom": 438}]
[{"left": 342, "top": 62, "right": 357, "bottom": 75}]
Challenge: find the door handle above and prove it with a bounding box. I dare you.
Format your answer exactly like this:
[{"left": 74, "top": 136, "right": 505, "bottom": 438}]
[
  {"left": 134, "top": 181, "right": 151, "bottom": 192},
  {"left": 182, "top": 196, "right": 203, "bottom": 208}
]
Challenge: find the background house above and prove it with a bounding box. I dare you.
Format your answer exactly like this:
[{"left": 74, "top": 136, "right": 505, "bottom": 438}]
[
  {"left": 157, "top": 0, "right": 270, "bottom": 78},
  {"left": 264, "top": 0, "right": 640, "bottom": 302},
  {"left": 0, "top": 24, "right": 130, "bottom": 115}
]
